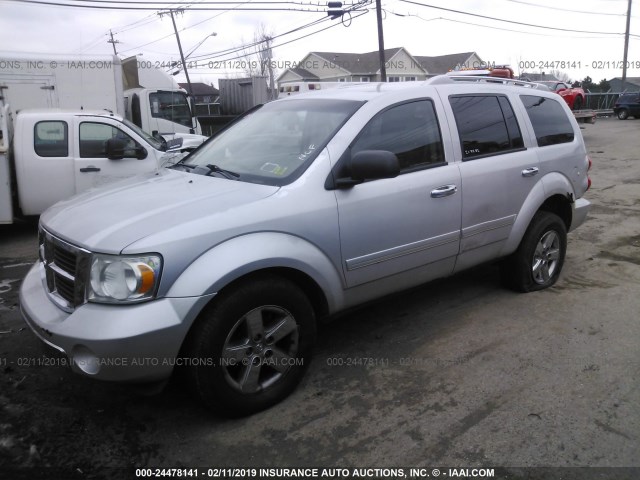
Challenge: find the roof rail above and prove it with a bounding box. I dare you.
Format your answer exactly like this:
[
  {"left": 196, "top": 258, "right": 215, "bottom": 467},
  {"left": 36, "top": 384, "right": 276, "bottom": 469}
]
[{"left": 428, "top": 75, "right": 541, "bottom": 89}]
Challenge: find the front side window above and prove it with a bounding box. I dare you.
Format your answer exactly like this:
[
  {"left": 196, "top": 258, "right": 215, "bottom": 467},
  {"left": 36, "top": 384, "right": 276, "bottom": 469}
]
[
  {"left": 79, "top": 122, "right": 140, "bottom": 158},
  {"left": 351, "top": 100, "right": 445, "bottom": 171},
  {"left": 149, "top": 91, "right": 193, "bottom": 128},
  {"left": 520, "top": 95, "right": 574, "bottom": 147},
  {"left": 450, "top": 95, "right": 524, "bottom": 159},
  {"left": 182, "top": 99, "right": 363, "bottom": 186},
  {"left": 34, "top": 121, "right": 68, "bottom": 157}
]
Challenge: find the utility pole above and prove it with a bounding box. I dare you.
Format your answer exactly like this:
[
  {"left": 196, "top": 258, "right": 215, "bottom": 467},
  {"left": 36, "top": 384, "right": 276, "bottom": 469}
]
[
  {"left": 107, "top": 30, "right": 120, "bottom": 55},
  {"left": 376, "top": 0, "right": 386, "bottom": 82},
  {"left": 621, "top": 0, "right": 633, "bottom": 92},
  {"left": 160, "top": 9, "right": 193, "bottom": 95}
]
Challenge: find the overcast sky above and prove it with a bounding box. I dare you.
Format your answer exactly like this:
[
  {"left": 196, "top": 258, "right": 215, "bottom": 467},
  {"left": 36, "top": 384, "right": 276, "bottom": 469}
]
[{"left": 0, "top": 0, "right": 637, "bottom": 87}]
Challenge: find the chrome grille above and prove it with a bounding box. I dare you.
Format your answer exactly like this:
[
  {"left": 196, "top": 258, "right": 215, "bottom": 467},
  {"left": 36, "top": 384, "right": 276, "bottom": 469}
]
[{"left": 39, "top": 227, "right": 89, "bottom": 312}]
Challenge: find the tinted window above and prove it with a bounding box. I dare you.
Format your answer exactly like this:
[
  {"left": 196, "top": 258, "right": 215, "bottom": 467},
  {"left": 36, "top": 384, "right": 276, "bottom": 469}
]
[
  {"left": 34, "top": 121, "right": 68, "bottom": 157},
  {"left": 520, "top": 95, "right": 574, "bottom": 147},
  {"left": 450, "top": 95, "right": 523, "bottom": 159},
  {"left": 351, "top": 100, "right": 445, "bottom": 170},
  {"left": 79, "top": 122, "right": 140, "bottom": 158}
]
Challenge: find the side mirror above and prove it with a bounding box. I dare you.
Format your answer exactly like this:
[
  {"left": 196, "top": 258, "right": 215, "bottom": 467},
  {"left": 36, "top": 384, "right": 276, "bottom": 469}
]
[
  {"left": 334, "top": 150, "right": 400, "bottom": 188},
  {"left": 105, "top": 138, "right": 127, "bottom": 160},
  {"left": 135, "top": 146, "right": 148, "bottom": 160},
  {"left": 350, "top": 150, "right": 400, "bottom": 180}
]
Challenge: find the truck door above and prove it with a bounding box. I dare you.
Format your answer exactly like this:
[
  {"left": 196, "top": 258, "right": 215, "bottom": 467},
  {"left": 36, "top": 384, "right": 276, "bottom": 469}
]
[
  {"left": 73, "top": 119, "right": 157, "bottom": 194},
  {"left": 16, "top": 118, "right": 76, "bottom": 216}
]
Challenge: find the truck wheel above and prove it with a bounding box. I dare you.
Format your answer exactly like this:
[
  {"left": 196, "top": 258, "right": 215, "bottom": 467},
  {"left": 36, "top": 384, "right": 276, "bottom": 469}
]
[
  {"left": 573, "top": 96, "right": 583, "bottom": 111},
  {"left": 183, "top": 276, "right": 316, "bottom": 416},
  {"left": 501, "top": 211, "right": 567, "bottom": 293},
  {"left": 617, "top": 109, "right": 629, "bottom": 120}
]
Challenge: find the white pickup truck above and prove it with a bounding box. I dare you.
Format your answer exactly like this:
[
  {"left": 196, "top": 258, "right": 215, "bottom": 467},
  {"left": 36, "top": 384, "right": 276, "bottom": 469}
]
[{"left": 0, "top": 103, "right": 203, "bottom": 224}]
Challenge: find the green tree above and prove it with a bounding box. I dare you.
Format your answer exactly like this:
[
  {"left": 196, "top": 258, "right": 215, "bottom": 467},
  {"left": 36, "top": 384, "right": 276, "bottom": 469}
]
[
  {"left": 598, "top": 78, "right": 611, "bottom": 92},
  {"left": 580, "top": 76, "right": 597, "bottom": 91}
]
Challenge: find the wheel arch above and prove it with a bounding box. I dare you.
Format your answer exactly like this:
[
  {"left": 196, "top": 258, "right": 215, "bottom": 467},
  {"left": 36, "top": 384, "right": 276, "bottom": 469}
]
[
  {"left": 166, "top": 232, "right": 344, "bottom": 316},
  {"left": 502, "top": 174, "right": 574, "bottom": 255}
]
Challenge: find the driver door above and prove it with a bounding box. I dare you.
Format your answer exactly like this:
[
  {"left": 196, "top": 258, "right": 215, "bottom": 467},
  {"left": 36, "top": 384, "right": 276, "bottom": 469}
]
[{"left": 73, "top": 119, "right": 156, "bottom": 193}]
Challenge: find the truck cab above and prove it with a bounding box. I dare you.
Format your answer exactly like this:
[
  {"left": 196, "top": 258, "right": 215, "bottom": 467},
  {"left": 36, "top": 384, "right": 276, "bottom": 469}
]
[{"left": 1, "top": 108, "right": 190, "bottom": 222}]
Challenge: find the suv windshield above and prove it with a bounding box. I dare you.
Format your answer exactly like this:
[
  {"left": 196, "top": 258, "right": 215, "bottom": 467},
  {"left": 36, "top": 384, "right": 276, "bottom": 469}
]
[{"left": 182, "top": 98, "right": 364, "bottom": 185}]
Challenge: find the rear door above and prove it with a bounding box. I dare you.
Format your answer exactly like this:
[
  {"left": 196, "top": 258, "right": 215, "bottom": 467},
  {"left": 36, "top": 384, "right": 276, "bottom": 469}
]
[
  {"left": 334, "top": 98, "right": 462, "bottom": 288},
  {"left": 16, "top": 118, "right": 76, "bottom": 215},
  {"left": 446, "top": 94, "right": 540, "bottom": 272},
  {"left": 73, "top": 118, "right": 157, "bottom": 193}
]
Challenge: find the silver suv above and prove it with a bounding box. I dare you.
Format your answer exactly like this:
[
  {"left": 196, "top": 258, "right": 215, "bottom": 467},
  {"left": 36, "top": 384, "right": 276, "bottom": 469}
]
[{"left": 20, "top": 76, "right": 591, "bottom": 415}]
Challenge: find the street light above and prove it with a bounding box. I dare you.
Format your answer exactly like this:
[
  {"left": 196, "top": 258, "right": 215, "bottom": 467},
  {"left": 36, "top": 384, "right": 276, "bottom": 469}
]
[{"left": 186, "top": 32, "right": 217, "bottom": 59}]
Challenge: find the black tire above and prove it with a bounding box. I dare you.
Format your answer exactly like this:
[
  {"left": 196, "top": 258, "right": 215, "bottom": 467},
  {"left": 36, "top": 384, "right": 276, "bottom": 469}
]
[
  {"left": 572, "top": 96, "right": 583, "bottom": 111},
  {"left": 617, "top": 109, "right": 629, "bottom": 120},
  {"left": 183, "top": 275, "right": 316, "bottom": 416},
  {"left": 501, "top": 211, "right": 567, "bottom": 293}
]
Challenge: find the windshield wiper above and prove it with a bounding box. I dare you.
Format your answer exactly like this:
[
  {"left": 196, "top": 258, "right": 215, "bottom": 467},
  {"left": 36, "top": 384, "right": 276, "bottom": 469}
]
[{"left": 205, "top": 164, "right": 240, "bottom": 180}]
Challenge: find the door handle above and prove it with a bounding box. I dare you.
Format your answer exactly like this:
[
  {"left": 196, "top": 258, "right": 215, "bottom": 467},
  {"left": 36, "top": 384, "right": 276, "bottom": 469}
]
[
  {"left": 80, "top": 167, "right": 101, "bottom": 173},
  {"left": 430, "top": 184, "right": 457, "bottom": 198},
  {"left": 522, "top": 167, "right": 539, "bottom": 177}
]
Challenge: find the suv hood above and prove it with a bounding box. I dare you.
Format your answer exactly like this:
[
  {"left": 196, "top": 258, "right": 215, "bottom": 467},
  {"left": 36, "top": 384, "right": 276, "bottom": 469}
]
[{"left": 40, "top": 169, "right": 279, "bottom": 253}]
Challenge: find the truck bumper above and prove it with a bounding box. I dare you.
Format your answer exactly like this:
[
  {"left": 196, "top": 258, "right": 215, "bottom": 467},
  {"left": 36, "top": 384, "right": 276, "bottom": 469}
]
[
  {"left": 20, "top": 263, "right": 215, "bottom": 383},
  {"left": 569, "top": 197, "right": 591, "bottom": 232}
]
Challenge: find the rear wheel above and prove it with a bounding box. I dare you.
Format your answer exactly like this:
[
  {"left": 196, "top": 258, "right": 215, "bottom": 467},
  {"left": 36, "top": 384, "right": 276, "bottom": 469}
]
[
  {"left": 501, "top": 211, "right": 567, "bottom": 292},
  {"left": 618, "top": 109, "right": 629, "bottom": 120},
  {"left": 573, "top": 96, "right": 583, "bottom": 111},
  {"left": 183, "top": 276, "right": 316, "bottom": 416}
]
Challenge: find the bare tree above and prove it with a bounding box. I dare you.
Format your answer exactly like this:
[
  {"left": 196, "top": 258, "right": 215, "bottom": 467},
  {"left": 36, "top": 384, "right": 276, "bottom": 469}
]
[
  {"left": 236, "top": 24, "right": 278, "bottom": 100},
  {"left": 550, "top": 69, "right": 572, "bottom": 83}
]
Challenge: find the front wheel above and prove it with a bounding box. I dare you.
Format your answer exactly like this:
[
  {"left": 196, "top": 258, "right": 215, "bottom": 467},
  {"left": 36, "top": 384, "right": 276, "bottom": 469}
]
[
  {"left": 501, "top": 211, "right": 567, "bottom": 292},
  {"left": 183, "top": 276, "right": 317, "bottom": 416},
  {"left": 618, "top": 109, "right": 629, "bottom": 120}
]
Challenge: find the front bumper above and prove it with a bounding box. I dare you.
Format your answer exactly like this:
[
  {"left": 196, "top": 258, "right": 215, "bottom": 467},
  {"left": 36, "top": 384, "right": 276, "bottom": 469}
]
[{"left": 20, "top": 263, "right": 214, "bottom": 382}]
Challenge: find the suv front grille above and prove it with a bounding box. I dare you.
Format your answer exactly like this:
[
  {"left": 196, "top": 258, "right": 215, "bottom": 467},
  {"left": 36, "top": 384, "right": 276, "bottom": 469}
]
[{"left": 39, "top": 228, "right": 90, "bottom": 312}]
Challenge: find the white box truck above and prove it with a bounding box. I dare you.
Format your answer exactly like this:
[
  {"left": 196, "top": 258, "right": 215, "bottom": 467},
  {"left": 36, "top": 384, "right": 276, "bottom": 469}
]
[{"left": 0, "top": 53, "right": 204, "bottom": 137}]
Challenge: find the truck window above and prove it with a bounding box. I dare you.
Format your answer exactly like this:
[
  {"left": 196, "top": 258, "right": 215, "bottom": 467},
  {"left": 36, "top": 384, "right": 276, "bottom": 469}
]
[
  {"left": 449, "top": 95, "right": 524, "bottom": 159},
  {"left": 149, "top": 92, "right": 192, "bottom": 128},
  {"left": 520, "top": 95, "right": 575, "bottom": 147},
  {"left": 79, "top": 122, "right": 139, "bottom": 158},
  {"left": 351, "top": 99, "right": 445, "bottom": 171},
  {"left": 34, "top": 121, "right": 69, "bottom": 157}
]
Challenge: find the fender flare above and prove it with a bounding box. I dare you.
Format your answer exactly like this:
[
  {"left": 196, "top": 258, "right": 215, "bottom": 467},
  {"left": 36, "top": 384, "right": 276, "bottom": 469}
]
[
  {"left": 166, "top": 232, "right": 346, "bottom": 313},
  {"left": 502, "top": 172, "right": 575, "bottom": 255}
]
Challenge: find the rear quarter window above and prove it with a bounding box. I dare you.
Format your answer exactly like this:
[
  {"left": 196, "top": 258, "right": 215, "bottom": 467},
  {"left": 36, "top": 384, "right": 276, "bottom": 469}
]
[
  {"left": 520, "top": 95, "right": 574, "bottom": 147},
  {"left": 34, "top": 121, "right": 68, "bottom": 157}
]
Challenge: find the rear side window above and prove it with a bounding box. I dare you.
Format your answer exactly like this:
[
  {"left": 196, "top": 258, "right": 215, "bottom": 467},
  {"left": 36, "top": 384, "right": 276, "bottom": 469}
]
[
  {"left": 351, "top": 99, "right": 445, "bottom": 170},
  {"left": 34, "top": 121, "right": 68, "bottom": 157},
  {"left": 520, "top": 95, "right": 574, "bottom": 147},
  {"left": 450, "top": 95, "right": 524, "bottom": 160}
]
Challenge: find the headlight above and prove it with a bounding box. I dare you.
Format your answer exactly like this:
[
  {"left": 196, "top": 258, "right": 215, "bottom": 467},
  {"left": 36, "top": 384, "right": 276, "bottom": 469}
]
[{"left": 88, "top": 254, "right": 162, "bottom": 304}]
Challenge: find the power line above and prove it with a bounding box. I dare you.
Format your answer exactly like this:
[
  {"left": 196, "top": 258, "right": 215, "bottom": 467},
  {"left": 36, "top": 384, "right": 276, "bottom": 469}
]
[
  {"left": 398, "top": 0, "right": 635, "bottom": 36},
  {"left": 388, "top": 11, "right": 624, "bottom": 38},
  {"left": 505, "top": 0, "right": 627, "bottom": 16},
  {"left": 6, "top": 0, "right": 335, "bottom": 11}
]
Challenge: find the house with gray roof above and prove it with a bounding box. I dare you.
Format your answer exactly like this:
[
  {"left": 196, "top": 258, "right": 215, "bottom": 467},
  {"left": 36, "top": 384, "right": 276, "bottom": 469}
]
[
  {"left": 608, "top": 77, "right": 640, "bottom": 93},
  {"left": 277, "top": 48, "right": 483, "bottom": 85}
]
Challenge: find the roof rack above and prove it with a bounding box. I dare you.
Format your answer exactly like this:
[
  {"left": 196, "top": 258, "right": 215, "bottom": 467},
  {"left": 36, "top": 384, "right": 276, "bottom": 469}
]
[{"left": 428, "top": 75, "right": 541, "bottom": 89}]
